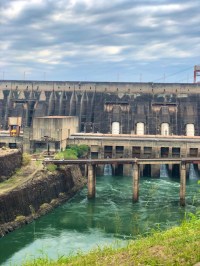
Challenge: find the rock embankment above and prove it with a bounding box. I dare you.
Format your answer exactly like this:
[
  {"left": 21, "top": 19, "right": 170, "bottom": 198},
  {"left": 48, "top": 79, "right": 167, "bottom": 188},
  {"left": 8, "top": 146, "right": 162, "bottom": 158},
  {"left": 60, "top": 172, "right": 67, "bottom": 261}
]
[
  {"left": 0, "top": 164, "right": 86, "bottom": 237},
  {"left": 0, "top": 149, "right": 22, "bottom": 182}
]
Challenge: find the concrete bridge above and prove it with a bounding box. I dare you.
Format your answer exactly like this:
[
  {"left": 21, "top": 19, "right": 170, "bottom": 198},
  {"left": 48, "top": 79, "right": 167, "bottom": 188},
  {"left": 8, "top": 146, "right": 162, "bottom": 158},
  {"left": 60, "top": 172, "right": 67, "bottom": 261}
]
[
  {"left": 68, "top": 133, "right": 200, "bottom": 177},
  {"left": 43, "top": 157, "right": 200, "bottom": 206}
]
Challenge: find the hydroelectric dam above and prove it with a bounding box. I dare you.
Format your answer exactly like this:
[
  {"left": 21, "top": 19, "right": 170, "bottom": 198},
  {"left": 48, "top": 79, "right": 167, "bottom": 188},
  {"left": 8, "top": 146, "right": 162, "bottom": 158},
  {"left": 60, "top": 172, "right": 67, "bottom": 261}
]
[{"left": 1, "top": 80, "right": 200, "bottom": 181}]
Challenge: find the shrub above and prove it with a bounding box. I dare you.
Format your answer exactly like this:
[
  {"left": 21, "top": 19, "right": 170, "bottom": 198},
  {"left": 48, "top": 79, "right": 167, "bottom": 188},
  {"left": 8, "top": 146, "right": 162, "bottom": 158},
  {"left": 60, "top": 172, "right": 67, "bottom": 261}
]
[
  {"left": 54, "top": 152, "right": 65, "bottom": 160},
  {"left": 22, "top": 153, "right": 31, "bottom": 166},
  {"left": 66, "top": 144, "right": 89, "bottom": 158},
  {"left": 46, "top": 164, "right": 57, "bottom": 172},
  {"left": 63, "top": 149, "right": 78, "bottom": 159},
  {"left": 39, "top": 203, "right": 51, "bottom": 211},
  {"left": 29, "top": 205, "right": 36, "bottom": 215},
  {"left": 59, "top": 192, "right": 66, "bottom": 198},
  {"left": 54, "top": 144, "right": 89, "bottom": 160},
  {"left": 1, "top": 146, "right": 7, "bottom": 150},
  {"left": 50, "top": 199, "right": 59, "bottom": 205},
  {"left": 77, "top": 144, "right": 89, "bottom": 158},
  {"left": 15, "top": 215, "right": 26, "bottom": 223}
]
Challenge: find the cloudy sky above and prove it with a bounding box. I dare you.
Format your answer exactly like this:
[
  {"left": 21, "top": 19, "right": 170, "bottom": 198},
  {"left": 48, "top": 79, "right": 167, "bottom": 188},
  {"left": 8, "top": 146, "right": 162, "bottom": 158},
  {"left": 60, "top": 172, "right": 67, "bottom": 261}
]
[{"left": 0, "top": 0, "right": 200, "bottom": 82}]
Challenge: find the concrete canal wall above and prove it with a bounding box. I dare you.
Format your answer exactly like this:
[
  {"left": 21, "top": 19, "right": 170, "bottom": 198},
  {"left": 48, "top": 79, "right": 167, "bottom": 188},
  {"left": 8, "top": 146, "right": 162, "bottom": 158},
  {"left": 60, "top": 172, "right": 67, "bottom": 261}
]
[
  {"left": 0, "top": 164, "right": 86, "bottom": 237},
  {"left": 0, "top": 149, "right": 22, "bottom": 182}
]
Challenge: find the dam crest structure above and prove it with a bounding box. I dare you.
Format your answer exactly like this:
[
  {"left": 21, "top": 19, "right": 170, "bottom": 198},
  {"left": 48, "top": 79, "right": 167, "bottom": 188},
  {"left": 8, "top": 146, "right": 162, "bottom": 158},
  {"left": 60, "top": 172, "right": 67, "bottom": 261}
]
[{"left": 1, "top": 80, "right": 200, "bottom": 135}]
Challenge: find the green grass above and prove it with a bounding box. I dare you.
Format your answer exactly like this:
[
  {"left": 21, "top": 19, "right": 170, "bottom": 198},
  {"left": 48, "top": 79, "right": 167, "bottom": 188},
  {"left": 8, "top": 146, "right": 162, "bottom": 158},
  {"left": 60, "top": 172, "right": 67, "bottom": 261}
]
[{"left": 22, "top": 212, "right": 200, "bottom": 266}]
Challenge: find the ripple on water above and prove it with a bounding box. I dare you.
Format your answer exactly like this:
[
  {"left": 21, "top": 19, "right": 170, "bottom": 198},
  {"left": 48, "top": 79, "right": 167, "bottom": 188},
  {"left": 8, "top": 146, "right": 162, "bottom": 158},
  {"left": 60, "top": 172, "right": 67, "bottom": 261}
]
[{"left": 0, "top": 175, "right": 199, "bottom": 266}]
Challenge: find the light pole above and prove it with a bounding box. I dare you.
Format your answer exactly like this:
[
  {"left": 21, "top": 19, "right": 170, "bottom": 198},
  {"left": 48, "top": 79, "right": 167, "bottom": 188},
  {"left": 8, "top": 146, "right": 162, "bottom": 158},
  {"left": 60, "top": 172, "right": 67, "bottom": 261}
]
[
  {"left": 24, "top": 71, "right": 31, "bottom": 80},
  {"left": 57, "top": 128, "right": 63, "bottom": 150},
  {"left": 42, "top": 136, "right": 54, "bottom": 156}
]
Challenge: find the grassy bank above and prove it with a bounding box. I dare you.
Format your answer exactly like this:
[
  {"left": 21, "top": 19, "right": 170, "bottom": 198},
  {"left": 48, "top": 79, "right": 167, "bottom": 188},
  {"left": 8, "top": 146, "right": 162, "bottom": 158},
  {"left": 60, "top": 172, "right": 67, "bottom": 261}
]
[{"left": 23, "top": 213, "right": 200, "bottom": 266}]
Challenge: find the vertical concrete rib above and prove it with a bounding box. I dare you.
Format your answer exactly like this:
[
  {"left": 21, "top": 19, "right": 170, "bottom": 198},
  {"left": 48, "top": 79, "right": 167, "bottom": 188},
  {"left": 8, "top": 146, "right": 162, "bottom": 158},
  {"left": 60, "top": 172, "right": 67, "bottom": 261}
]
[
  {"left": 180, "top": 163, "right": 186, "bottom": 206},
  {"left": 87, "top": 163, "right": 96, "bottom": 199},
  {"left": 58, "top": 91, "right": 65, "bottom": 115},
  {"left": 133, "top": 163, "right": 140, "bottom": 202},
  {"left": 69, "top": 90, "right": 77, "bottom": 116}
]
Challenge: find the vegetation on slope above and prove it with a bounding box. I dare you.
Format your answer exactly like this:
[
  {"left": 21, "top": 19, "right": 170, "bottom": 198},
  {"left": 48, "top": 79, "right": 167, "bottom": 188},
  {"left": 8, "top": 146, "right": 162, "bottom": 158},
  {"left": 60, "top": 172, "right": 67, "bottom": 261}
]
[
  {"left": 54, "top": 145, "right": 89, "bottom": 160},
  {"left": 22, "top": 213, "right": 200, "bottom": 266}
]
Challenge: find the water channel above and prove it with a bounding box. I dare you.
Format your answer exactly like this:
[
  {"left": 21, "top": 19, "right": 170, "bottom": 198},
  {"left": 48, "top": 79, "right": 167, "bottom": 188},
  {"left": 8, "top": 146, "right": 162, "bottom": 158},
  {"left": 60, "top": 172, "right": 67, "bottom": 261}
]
[{"left": 0, "top": 171, "right": 199, "bottom": 265}]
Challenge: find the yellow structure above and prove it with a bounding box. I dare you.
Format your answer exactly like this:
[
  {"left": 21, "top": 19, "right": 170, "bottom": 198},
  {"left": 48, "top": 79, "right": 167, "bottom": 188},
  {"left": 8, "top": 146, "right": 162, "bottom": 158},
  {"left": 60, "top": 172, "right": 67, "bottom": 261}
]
[{"left": 8, "top": 117, "right": 22, "bottom": 137}]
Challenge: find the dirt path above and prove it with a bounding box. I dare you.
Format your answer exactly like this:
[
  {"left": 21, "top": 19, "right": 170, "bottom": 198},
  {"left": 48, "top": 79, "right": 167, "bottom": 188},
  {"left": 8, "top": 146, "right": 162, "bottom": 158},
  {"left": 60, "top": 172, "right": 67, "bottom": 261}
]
[{"left": 0, "top": 160, "right": 43, "bottom": 195}]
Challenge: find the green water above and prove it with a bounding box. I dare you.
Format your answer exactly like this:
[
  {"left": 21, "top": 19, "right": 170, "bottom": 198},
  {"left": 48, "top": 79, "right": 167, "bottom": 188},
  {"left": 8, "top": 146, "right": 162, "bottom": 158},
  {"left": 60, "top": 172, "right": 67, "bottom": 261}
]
[{"left": 0, "top": 175, "right": 199, "bottom": 266}]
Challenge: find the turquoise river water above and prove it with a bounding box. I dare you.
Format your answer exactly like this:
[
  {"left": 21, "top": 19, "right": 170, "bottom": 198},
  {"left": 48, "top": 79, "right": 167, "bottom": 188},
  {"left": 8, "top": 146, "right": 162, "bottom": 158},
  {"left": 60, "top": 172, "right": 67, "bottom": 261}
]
[{"left": 0, "top": 172, "right": 199, "bottom": 265}]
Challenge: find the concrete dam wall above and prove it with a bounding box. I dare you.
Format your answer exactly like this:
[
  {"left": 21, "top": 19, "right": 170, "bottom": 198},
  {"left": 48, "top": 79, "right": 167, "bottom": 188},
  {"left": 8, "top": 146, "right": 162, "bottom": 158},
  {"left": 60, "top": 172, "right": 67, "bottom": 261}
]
[{"left": 1, "top": 80, "right": 200, "bottom": 135}]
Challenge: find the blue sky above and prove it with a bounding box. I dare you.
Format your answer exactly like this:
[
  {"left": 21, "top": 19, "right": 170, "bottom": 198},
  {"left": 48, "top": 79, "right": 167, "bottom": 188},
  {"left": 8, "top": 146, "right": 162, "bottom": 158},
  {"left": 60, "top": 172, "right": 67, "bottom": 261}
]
[{"left": 0, "top": 0, "right": 200, "bottom": 82}]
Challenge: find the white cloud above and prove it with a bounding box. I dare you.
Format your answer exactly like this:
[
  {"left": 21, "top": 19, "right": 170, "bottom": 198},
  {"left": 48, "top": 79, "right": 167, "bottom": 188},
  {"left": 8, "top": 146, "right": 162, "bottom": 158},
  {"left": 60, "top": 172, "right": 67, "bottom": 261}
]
[
  {"left": 1, "top": 0, "right": 45, "bottom": 22},
  {"left": 132, "top": 3, "right": 193, "bottom": 14},
  {"left": 1, "top": 0, "right": 200, "bottom": 81}
]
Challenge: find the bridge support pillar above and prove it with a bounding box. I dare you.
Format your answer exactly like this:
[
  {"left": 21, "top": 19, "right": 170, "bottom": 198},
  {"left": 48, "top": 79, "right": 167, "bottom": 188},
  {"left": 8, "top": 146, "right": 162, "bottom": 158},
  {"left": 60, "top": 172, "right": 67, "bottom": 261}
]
[
  {"left": 133, "top": 163, "right": 140, "bottom": 202},
  {"left": 87, "top": 163, "right": 96, "bottom": 199},
  {"left": 180, "top": 163, "right": 186, "bottom": 206}
]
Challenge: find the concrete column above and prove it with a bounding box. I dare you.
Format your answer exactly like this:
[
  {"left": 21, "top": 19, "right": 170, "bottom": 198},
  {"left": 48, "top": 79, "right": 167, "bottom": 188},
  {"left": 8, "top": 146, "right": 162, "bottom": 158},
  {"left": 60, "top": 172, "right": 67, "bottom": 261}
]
[
  {"left": 133, "top": 163, "right": 140, "bottom": 202},
  {"left": 112, "top": 146, "right": 116, "bottom": 158},
  {"left": 99, "top": 145, "right": 104, "bottom": 159},
  {"left": 186, "top": 163, "right": 190, "bottom": 179},
  {"left": 180, "top": 163, "right": 186, "bottom": 206},
  {"left": 152, "top": 145, "right": 159, "bottom": 158},
  {"left": 168, "top": 147, "right": 172, "bottom": 158},
  {"left": 87, "top": 163, "right": 96, "bottom": 199},
  {"left": 84, "top": 164, "right": 87, "bottom": 177},
  {"left": 140, "top": 146, "right": 144, "bottom": 158}
]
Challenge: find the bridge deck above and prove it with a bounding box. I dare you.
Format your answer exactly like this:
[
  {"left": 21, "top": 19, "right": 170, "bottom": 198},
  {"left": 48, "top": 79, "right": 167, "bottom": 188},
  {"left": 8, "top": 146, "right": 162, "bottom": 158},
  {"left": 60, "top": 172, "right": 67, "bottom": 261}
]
[{"left": 43, "top": 157, "right": 200, "bottom": 165}]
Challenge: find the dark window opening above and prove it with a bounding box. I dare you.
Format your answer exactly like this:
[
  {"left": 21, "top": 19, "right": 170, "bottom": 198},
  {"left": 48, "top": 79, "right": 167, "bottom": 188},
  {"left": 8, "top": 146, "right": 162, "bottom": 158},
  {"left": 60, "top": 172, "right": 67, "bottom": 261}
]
[
  {"left": 104, "top": 146, "right": 112, "bottom": 158},
  {"left": 91, "top": 152, "right": 98, "bottom": 159},
  {"left": 172, "top": 147, "right": 180, "bottom": 158},
  {"left": 161, "top": 147, "right": 169, "bottom": 158},
  {"left": 9, "top": 143, "right": 17, "bottom": 149},
  {"left": 132, "top": 146, "right": 141, "bottom": 158},
  {"left": 189, "top": 148, "right": 198, "bottom": 157}
]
